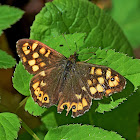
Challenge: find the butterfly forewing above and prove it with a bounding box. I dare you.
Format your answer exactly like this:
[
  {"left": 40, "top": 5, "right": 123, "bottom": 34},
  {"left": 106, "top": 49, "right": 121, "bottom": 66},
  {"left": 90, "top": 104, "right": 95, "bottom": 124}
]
[
  {"left": 16, "top": 39, "right": 66, "bottom": 74},
  {"left": 30, "top": 66, "right": 64, "bottom": 107}
]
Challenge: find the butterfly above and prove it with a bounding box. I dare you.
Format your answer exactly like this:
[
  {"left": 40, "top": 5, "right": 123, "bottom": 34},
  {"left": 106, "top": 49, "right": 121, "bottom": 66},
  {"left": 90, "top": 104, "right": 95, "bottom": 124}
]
[{"left": 16, "top": 39, "right": 126, "bottom": 118}]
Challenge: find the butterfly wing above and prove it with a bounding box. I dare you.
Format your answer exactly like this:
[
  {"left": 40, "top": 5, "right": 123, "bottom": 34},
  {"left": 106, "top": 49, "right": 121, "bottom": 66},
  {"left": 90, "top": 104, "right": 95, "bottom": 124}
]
[
  {"left": 75, "top": 62, "right": 126, "bottom": 99},
  {"left": 57, "top": 70, "right": 92, "bottom": 118},
  {"left": 30, "top": 65, "right": 65, "bottom": 107},
  {"left": 16, "top": 39, "right": 66, "bottom": 74}
]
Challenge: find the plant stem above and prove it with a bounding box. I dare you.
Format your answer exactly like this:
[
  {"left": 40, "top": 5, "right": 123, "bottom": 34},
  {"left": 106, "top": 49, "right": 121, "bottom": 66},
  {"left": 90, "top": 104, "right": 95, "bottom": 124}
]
[
  {"left": 19, "top": 118, "right": 40, "bottom": 140},
  {"left": 15, "top": 96, "right": 29, "bottom": 113}
]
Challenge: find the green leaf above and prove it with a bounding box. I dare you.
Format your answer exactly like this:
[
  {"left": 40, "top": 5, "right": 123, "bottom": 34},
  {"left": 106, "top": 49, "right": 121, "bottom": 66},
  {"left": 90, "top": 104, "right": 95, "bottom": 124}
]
[
  {"left": 45, "top": 124, "right": 124, "bottom": 140},
  {"left": 109, "top": 0, "right": 140, "bottom": 48},
  {"left": 0, "top": 5, "right": 24, "bottom": 36},
  {"left": 12, "top": 61, "right": 33, "bottom": 96},
  {"left": 30, "top": 0, "right": 133, "bottom": 56},
  {"left": 95, "top": 98, "right": 126, "bottom": 113},
  {"left": 25, "top": 96, "right": 46, "bottom": 116},
  {"left": 0, "top": 49, "right": 16, "bottom": 68},
  {"left": 41, "top": 111, "right": 58, "bottom": 130},
  {"left": 43, "top": 33, "right": 86, "bottom": 57},
  {"left": 0, "top": 112, "right": 21, "bottom": 140}
]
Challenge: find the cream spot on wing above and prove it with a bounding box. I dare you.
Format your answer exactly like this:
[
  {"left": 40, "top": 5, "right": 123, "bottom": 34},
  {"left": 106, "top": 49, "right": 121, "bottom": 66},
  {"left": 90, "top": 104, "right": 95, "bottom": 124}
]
[
  {"left": 23, "top": 43, "right": 29, "bottom": 47},
  {"left": 44, "top": 50, "right": 51, "bottom": 57},
  {"left": 32, "top": 65, "right": 39, "bottom": 72},
  {"left": 40, "top": 62, "right": 46, "bottom": 67},
  {"left": 75, "top": 94, "right": 82, "bottom": 99},
  {"left": 95, "top": 68, "right": 102, "bottom": 75},
  {"left": 97, "top": 77, "right": 105, "bottom": 85},
  {"left": 34, "top": 87, "right": 40, "bottom": 96},
  {"left": 82, "top": 98, "right": 88, "bottom": 107},
  {"left": 39, "top": 47, "right": 46, "bottom": 54},
  {"left": 22, "top": 43, "right": 31, "bottom": 55},
  {"left": 32, "top": 81, "right": 40, "bottom": 90},
  {"left": 22, "top": 57, "right": 26, "bottom": 62},
  {"left": 109, "top": 79, "right": 119, "bottom": 87},
  {"left": 93, "top": 79, "right": 97, "bottom": 84},
  {"left": 90, "top": 87, "right": 97, "bottom": 95},
  {"left": 96, "top": 84, "right": 104, "bottom": 92},
  {"left": 106, "top": 89, "right": 112, "bottom": 95},
  {"left": 32, "top": 52, "right": 39, "bottom": 58},
  {"left": 106, "top": 68, "right": 111, "bottom": 79},
  {"left": 23, "top": 50, "right": 30, "bottom": 55},
  {"left": 40, "top": 71, "right": 46, "bottom": 76},
  {"left": 32, "top": 43, "right": 38, "bottom": 51},
  {"left": 40, "top": 80, "right": 46, "bottom": 87},
  {"left": 42, "top": 94, "right": 49, "bottom": 103},
  {"left": 28, "top": 59, "right": 36, "bottom": 66},
  {"left": 87, "top": 80, "right": 92, "bottom": 86},
  {"left": 77, "top": 102, "right": 83, "bottom": 110},
  {"left": 115, "top": 75, "right": 120, "bottom": 82},
  {"left": 82, "top": 86, "right": 87, "bottom": 91},
  {"left": 90, "top": 67, "right": 95, "bottom": 75}
]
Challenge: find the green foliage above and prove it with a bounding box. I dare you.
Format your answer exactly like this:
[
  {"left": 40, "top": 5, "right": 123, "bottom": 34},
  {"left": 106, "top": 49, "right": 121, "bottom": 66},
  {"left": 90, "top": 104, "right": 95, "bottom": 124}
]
[
  {"left": 14, "top": 33, "right": 138, "bottom": 139},
  {"left": 45, "top": 124, "right": 125, "bottom": 140},
  {"left": 25, "top": 96, "right": 46, "bottom": 116},
  {"left": 0, "top": 113, "right": 21, "bottom": 140},
  {"left": 109, "top": 0, "right": 140, "bottom": 48},
  {"left": 95, "top": 98, "right": 126, "bottom": 113},
  {"left": 0, "top": 5, "right": 24, "bottom": 36},
  {"left": 0, "top": 49, "right": 16, "bottom": 68},
  {"left": 8, "top": 0, "right": 140, "bottom": 139},
  {"left": 13, "top": 61, "right": 33, "bottom": 96},
  {"left": 30, "top": 0, "right": 133, "bottom": 56}
]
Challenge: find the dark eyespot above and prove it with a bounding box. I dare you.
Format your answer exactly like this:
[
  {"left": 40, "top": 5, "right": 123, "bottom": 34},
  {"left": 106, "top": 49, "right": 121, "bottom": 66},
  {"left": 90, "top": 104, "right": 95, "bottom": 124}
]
[
  {"left": 63, "top": 105, "right": 67, "bottom": 109},
  {"left": 72, "top": 105, "right": 76, "bottom": 109},
  {"left": 44, "top": 97, "right": 47, "bottom": 101},
  {"left": 27, "top": 46, "right": 30, "bottom": 50},
  {"left": 39, "top": 93, "right": 41, "bottom": 97},
  {"left": 111, "top": 77, "right": 115, "bottom": 81}
]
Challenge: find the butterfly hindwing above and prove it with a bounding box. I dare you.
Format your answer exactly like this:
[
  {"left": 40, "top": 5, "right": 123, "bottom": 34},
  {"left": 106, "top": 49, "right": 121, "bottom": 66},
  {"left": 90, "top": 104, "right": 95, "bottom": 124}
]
[
  {"left": 57, "top": 69, "right": 92, "bottom": 117},
  {"left": 16, "top": 39, "right": 66, "bottom": 74}
]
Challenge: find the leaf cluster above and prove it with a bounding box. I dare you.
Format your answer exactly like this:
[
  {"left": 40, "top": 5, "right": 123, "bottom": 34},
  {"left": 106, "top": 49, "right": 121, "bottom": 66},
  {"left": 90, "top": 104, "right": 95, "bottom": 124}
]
[{"left": 0, "top": 0, "right": 140, "bottom": 140}]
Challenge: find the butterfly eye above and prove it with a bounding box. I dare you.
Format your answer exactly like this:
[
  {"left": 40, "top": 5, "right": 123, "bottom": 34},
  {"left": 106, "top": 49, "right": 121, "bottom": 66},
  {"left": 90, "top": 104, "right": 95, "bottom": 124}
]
[
  {"left": 63, "top": 105, "right": 67, "bottom": 109},
  {"left": 39, "top": 93, "right": 41, "bottom": 97},
  {"left": 44, "top": 97, "right": 47, "bottom": 101},
  {"left": 72, "top": 105, "right": 76, "bottom": 109},
  {"left": 111, "top": 77, "right": 115, "bottom": 81},
  {"left": 27, "top": 45, "right": 30, "bottom": 50}
]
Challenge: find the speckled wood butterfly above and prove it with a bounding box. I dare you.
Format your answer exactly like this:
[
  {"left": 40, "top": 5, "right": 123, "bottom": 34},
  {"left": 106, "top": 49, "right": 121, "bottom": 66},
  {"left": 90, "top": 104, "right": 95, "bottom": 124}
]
[{"left": 16, "top": 39, "right": 126, "bottom": 118}]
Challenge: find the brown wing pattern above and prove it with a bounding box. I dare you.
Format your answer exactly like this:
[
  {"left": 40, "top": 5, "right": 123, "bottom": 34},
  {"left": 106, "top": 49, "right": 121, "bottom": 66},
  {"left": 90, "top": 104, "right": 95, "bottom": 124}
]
[
  {"left": 30, "top": 66, "right": 64, "bottom": 107},
  {"left": 57, "top": 70, "right": 92, "bottom": 118},
  {"left": 75, "top": 62, "right": 126, "bottom": 99},
  {"left": 16, "top": 39, "right": 66, "bottom": 74}
]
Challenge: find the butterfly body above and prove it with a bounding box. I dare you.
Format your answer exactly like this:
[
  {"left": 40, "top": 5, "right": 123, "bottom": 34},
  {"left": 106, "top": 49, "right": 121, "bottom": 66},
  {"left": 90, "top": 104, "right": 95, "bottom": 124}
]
[{"left": 16, "top": 39, "right": 126, "bottom": 118}]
